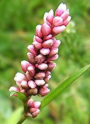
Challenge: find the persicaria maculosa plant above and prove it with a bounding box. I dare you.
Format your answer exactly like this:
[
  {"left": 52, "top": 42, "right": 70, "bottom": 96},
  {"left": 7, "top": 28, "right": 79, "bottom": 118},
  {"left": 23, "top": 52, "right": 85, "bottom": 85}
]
[{"left": 9, "top": 3, "right": 90, "bottom": 124}]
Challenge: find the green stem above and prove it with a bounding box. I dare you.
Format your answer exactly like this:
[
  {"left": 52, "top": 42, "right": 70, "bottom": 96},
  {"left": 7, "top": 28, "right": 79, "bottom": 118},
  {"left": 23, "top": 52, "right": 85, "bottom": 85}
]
[
  {"left": 17, "top": 114, "right": 28, "bottom": 124},
  {"left": 17, "top": 98, "right": 29, "bottom": 124}
]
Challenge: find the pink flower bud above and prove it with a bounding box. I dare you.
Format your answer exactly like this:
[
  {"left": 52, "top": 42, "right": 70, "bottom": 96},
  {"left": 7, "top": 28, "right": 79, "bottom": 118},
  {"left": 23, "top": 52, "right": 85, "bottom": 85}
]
[
  {"left": 42, "top": 39, "right": 53, "bottom": 48},
  {"left": 33, "top": 36, "right": 43, "bottom": 43},
  {"left": 28, "top": 80, "right": 36, "bottom": 88},
  {"left": 27, "top": 65, "right": 35, "bottom": 76},
  {"left": 30, "top": 108, "right": 38, "bottom": 113},
  {"left": 61, "top": 9, "right": 69, "bottom": 21},
  {"left": 44, "top": 84, "right": 49, "bottom": 88},
  {"left": 53, "top": 16, "right": 63, "bottom": 27},
  {"left": 9, "top": 86, "right": 19, "bottom": 92},
  {"left": 45, "top": 75, "right": 51, "bottom": 83},
  {"left": 46, "top": 9, "right": 54, "bottom": 23},
  {"left": 51, "top": 39, "right": 61, "bottom": 48},
  {"left": 25, "top": 71, "right": 33, "bottom": 81},
  {"left": 43, "top": 34, "right": 52, "bottom": 41},
  {"left": 32, "top": 109, "right": 40, "bottom": 118},
  {"left": 33, "top": 101, "right": 41, "bottom": 108},
  {"left": 43, "top": 12, "right": 49, "bottom": 22},
  {"left": 36, "top": 25, "right": 42, "bottom": 38},
  {"left": 16, "top": 82, "right": 22, "bottom": 89},
  {"left": 55, "top": 3, "right": 66, "bottom": 16},
  {"left": 35, "top": 72, "right": 45, "bottom": 79},
  {"left": 21, "top": 60, "right": 31, "bottom": 73},
  {"left": 35, "top": 79, "right": 45, "bottom": 86},
  {"left": 49, "top": 48, "right": 58, "bottom": 57},
  {"left": 45, "top": 71, "right": 51, "bottom": 77},
  {"left": 27, "top": 45, "right": 37, "bottom": 56},
  {"left": 47, "top": 54, "right": 59, "bottom": 61},
  {"left": 41, "top": 23, "right": 51, "bottom": 36},
  {"left": 14, "top": 72, "right": 25, "bottom": 83},
  {"left": 21, "top": 80, "right": 29, "bottom": 89},
  {"left": 53, "top": 26, "right": 66, "bottom": 35},
  {"left": 47, "top": 62, "right": 56, "bottom": 71},
  {"left": 28, "top": 88, "right": 38, "bottom": 95},
  {"left": 39, "top": 86, "right": 50, "bottom": 96},
  {"left": 63, "top": 16, "right": 71, "bottom": 26},
  {"left": 35, "top": 54, "right": 46, "bottom": 64},
  {"left": 27, "top": 52, "right": 35, "bottom": 64},
  {"left": 27, "top": 98, "right": 34, "bottom": 107},
  {"left": 40, "top": 48, "right": 50, "bottom": 55},
  {"left": 38, "top": 63, "right": 48, "bottom": 70},
  {"left": 33, "top": 41, "right": 42, "bottom": 49}
]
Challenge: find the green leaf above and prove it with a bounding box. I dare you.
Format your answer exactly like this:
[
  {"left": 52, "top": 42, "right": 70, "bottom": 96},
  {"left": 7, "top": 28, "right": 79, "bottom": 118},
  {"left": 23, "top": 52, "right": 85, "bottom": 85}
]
[
  {"left": 40, "top": 65, "right": 90, "bottom": 109},
  {"left": 10, "top": 91, "right": 26, "bottom": 102}
]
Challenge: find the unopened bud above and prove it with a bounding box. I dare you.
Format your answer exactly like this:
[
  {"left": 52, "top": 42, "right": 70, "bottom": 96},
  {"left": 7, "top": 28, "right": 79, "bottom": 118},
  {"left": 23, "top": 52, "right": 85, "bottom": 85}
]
[
  {"left": 39, "top": 86, "right": 50, "bottom": 96},
  {"left": 30, "top": 108, "right": 38, "bottom": 113},
  {"left": 40, "top": 48, "right": 50, "bottom": 55},
  {"left": 55, "top": 3, "right": 66, "bottom": 16},
  {"left": 51, "top": 39, "right": 61, "bottom": 48},
  {"left": 25, "top": 71, "right": 33, "bottom": 81},
  {"left": 9, "top": 86, "right": 19, "bottom": 92},
  {"left": 33, "top": 101, "right": 41, "bottom": 108},
  {"left": 27, "top": 52, "right": 35, "bottom": 64},
  {"left": 27, "top": 65, "right": 35, "bottom": 76},
  {"left": 41, "top": 23, "right": 51, "bottom": 36},
  {"left": 47, "top": 54, "right": 59, "bottom": 61},
  {"left": 27, "top": 98, "right": 34, "bottom": 107},
  {"left": 32, "top": 109, "right": 40, "bottom": 118},
  {"left": 28, "top": 80, "right": 36, "bottom": 88},
  {"left": 46, "top": 9, "right": 54, "bottom": 23},
  {"left": 43, "top": 34, "right": 52, "bottom": 41},
  {"left": 49, "top": 48, "right": 58, "bottom": 57},
  {"left": 14, "top": 72, "right": 25, "bottom": 83},
  {"left": 21, "top": 80, "right": 29, "bottom": 89},
  {"left": 21, "top": 60, "right": 31, "bottom": 73},
  {"left": 38, "top": 63, "right": 48, "bottom": 70},
  {"left": 61, "top": 9, "right": 69, "bottom": 21},
  {"left": 63, "top": 16, "right": 71, "bottom": 26},
  {"left": 53, "top": 16, "right": 63, "bottom": 26},
  {"left": 35, "top": 79, "right": 45, "bottom": 86},
  {"left": 35, "top": 72, "right": 45, "bottom": 79},
  {"left": 35, "top": 54, "right": 46, "bottom": 64},
  {"left": 33, "top": 41, "right": 42, "bottom": 49},
  {"left": 45, "top": 75, "right": 51, "bottom": 83},
  {"left": 28, "top": 88, "right": 38, "bottom": 95},
  {"left": 33, "top": 36, "right": 43, "bottom": 43},
  {"left": 47, "top": 62, "right": 56, "bottom": 71},
  {"left": 36, "top": 25, "right": 42, "bottom": 38},
  {"left": 42, "top": 39, "right": 53, "bottom": 48},
  {"left": 27, "top": 45, "right": 37, "bottom": 56},
  {"left": 53, "top": 26, "right": 66, "bottom": 35}
]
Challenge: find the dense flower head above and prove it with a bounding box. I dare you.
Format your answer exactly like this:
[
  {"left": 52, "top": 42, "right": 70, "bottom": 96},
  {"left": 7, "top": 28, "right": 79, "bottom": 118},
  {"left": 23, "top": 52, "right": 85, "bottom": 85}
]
[{"left": 9, "top": 3, "right": 71, "bottom": 117}]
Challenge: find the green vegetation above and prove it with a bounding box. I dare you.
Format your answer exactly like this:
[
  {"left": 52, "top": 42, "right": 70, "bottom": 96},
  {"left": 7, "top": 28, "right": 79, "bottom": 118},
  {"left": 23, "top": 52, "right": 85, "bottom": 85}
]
[{"left": 0, "top": 0, "right": 90, "bottom": 124}]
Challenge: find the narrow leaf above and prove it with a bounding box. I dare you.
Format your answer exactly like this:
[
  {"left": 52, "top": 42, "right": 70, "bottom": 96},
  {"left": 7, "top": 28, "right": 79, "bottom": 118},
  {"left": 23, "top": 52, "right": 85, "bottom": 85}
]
[
  {"left": 40, "top": 65, "right": 90, "bottom": 109},
  {"left": 10, "top": 91, "right": 26, "bottom": 102},
  {"left": 10, "top": 91, "right": 16, "bottom": 97}
]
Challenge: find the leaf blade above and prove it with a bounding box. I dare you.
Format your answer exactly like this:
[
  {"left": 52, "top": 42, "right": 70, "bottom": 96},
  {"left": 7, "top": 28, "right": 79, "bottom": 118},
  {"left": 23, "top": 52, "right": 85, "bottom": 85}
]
[
  {"left": 40, "top": 65, "right": 90, "bottom": 109},
  {"left": 10, "top": 91, "right": 26, "bottom": 102}
]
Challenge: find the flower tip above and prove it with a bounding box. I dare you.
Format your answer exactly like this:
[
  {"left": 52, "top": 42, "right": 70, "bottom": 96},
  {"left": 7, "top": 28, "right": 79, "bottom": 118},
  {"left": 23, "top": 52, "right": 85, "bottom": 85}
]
[{"left": 59, "top": 3, "right": 66, "bottom": 10}]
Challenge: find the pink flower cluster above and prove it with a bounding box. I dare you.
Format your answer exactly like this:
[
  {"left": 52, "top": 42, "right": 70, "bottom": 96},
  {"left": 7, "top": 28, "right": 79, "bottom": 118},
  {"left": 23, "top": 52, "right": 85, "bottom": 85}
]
[{"left": 9, "top": 3, "right": 71, "bottom": 117}]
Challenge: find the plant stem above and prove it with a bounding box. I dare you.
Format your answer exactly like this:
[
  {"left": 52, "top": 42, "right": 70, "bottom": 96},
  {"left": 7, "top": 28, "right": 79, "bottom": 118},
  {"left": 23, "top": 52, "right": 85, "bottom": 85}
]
[{"left": 17, "top": 114, "right": 28, "bottom": 124}]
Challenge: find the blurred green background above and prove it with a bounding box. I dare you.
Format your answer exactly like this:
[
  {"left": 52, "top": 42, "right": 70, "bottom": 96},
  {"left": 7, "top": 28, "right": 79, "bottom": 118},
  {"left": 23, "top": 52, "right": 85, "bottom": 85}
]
[{"left": 0, "top": 0, "right": 90, "bottom": 124}]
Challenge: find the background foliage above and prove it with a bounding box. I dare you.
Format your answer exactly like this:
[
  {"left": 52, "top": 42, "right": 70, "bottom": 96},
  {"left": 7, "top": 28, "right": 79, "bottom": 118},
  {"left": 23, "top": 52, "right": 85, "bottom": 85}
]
[{"left": 0, "top": 0, "right": 90, "bottom": 124}]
